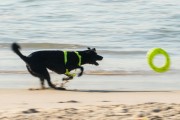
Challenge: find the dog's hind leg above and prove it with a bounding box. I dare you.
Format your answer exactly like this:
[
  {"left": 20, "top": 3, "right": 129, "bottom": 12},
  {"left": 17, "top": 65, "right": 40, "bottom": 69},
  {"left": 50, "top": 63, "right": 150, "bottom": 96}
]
[
  {"left": 26, "top": 65, "right": 65, "bottom": 90},
  {"left": 40, "top": 78, "right": 45, "bottom": 89},
  {"left": 27, "top": 66, "right": 45, "bottom": 89},
  {"left": 41, "top": 68, "right": 66, "bottom": 90},
  {"left": 26, "top": 65, "right": 49, "bottom": 89}
]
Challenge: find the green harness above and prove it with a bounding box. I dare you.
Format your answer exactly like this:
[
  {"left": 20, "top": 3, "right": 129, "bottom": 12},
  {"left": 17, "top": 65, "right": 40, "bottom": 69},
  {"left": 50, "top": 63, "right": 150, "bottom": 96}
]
[{"left": 63, "top": 51, "right": 82, "bottom": 77}]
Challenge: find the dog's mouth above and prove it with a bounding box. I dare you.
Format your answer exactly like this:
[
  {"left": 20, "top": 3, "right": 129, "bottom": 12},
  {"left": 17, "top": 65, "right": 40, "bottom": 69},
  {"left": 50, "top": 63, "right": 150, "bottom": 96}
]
[
  {"left": 94, "top": 61, "right": 99, "bottom": 66},
  {"left": 93, "top": 55, "right": 103, "bottom": 66}
]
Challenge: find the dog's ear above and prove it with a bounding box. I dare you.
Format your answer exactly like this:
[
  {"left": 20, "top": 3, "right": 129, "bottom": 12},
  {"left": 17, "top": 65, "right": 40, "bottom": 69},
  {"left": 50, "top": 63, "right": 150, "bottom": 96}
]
[
  {"left": 92, "top": 48, "right": 96, "bottom": 51},
  {"left": 87, "top": 47, "right": 96, "bottom": 51}
]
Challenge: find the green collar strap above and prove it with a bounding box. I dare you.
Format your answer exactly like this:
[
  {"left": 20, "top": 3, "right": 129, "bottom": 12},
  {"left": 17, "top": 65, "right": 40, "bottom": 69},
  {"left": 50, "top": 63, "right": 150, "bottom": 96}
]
[
  {"left": 75, "top": 51, "right": 82, "bottom": 66},
  {"left": 64, "top": 51, "right": 68, "bottom": 65},
  {"left": 63, "top": 51, "right": 82, "bottom": 77}
]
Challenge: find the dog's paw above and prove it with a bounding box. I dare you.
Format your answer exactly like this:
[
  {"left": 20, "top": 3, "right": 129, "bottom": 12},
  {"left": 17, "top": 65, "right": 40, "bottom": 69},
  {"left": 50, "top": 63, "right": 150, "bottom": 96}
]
[
  {"left": 78, "top": 73, "right": 83, "bottom": 77},
  {"left": 63, "top": 76, "right": 73, "bottom": 80}
]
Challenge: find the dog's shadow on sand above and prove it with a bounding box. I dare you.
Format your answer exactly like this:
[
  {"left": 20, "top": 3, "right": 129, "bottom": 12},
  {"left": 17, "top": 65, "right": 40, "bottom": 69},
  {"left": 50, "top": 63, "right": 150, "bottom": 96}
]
[
  {"left": 28, "top": 88, "right": 171, "bottom": 93},
  {"left": 64, "top": 89, "right": 171, "bottom": 93}
]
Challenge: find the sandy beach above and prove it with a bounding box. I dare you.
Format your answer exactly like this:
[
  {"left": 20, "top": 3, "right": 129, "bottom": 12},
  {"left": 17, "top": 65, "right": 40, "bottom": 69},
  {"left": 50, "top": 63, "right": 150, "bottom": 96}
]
[{"left": 0, "top": 89, "right": 180, "bottom": 120}]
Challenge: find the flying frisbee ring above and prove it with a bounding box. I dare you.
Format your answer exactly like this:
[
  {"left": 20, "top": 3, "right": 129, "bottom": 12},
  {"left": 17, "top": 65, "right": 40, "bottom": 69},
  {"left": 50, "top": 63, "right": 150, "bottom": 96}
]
[{"left": 147, "top": 48, "right": 170, "bottom": 73}]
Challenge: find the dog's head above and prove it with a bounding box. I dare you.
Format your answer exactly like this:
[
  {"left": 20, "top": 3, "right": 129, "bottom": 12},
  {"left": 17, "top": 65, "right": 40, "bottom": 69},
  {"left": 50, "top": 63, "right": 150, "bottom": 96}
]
[{"left": 84, "top": 47, "right": 103, "bottom": 66}]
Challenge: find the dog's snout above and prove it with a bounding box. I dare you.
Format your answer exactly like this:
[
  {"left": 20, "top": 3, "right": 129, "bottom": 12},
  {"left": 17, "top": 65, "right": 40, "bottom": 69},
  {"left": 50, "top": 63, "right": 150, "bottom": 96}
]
[
  {"left": 97, "top": 55, "right": 103, "bottom": 61},
  {"left": 100, "top": 56, "right": 103, "bottom": 60}
]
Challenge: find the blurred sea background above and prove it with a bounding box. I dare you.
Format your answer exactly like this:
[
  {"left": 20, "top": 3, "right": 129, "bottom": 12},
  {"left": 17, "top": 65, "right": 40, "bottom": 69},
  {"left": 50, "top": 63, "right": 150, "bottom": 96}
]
[{"left": 0, "top": 0, "right": 180, "bottom": 90}]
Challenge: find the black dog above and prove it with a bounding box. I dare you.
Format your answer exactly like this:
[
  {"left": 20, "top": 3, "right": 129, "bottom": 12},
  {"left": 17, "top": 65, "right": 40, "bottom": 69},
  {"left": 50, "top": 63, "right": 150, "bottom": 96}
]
[{"left": 11, "top": 43, "right": 103, "bottom": 90}]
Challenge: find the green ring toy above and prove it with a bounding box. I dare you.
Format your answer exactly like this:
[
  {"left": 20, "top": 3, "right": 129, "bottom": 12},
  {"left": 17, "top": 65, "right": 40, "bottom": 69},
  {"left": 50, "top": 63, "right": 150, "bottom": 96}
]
[{"left": 147, "top": 48, "right": 170, "bottom": 73}]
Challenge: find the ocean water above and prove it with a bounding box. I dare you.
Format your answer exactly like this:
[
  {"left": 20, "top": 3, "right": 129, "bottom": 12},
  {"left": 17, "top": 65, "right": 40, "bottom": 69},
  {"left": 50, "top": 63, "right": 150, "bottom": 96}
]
[{"left": 0, "top": 0, "right": 180, "bottom": 90}]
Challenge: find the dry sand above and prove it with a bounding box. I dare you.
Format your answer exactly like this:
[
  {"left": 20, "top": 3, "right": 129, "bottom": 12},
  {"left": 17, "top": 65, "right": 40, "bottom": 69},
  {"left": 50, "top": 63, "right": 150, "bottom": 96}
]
[{"left": 0, "top": 89, "right": 180, "bottom": 120}]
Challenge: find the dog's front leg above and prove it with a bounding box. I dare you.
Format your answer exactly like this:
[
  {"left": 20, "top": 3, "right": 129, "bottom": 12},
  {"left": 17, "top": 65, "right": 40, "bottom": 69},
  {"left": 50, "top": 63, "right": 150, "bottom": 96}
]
[
  {"left": 77, "top": 66, "right": 84, "bottom": 77},
  {"left": 63, "top": 75, "right": 73, "bottom": 81},
  {"left": 61, "top": 75, "right": 73, "bottom": 88}
]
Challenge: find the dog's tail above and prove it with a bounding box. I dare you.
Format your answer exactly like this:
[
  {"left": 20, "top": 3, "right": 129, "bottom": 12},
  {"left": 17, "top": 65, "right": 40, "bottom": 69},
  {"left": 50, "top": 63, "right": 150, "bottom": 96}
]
[{"left": 11, "top": 43, "right": 28, "bottom": 63}]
